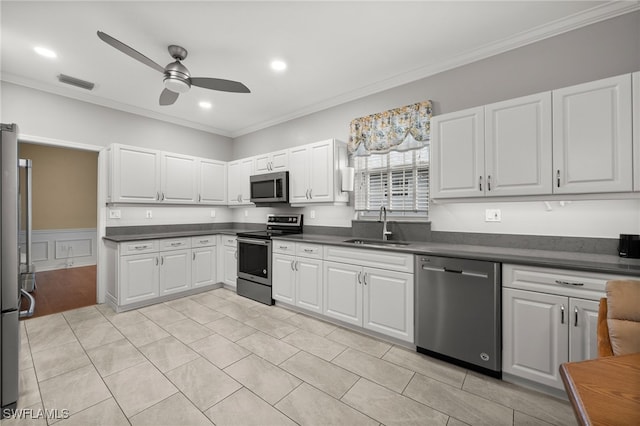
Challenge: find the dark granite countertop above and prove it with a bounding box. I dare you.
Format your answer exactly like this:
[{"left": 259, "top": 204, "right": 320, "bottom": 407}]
[
  {"left": 272, "top": 234, "right": 640, "bottom": 277},
  {"left": 103, "top": 228, "right": 254, "bottom": 243}
]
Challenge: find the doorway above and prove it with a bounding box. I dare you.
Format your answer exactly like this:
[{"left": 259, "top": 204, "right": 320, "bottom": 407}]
[{"left": 18, "top": 142, "right": 98, "bottom": 318}]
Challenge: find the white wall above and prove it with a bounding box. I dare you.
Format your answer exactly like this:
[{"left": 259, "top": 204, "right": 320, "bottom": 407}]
[
  {"left": 105, "top": 205, "right": 234, "bottom": 227},
  {"left": 1, "top": 82, "right": 234, "bottom": 160},
  {"left": 231, "top": 11, "right": 640, "bottom": 238}
]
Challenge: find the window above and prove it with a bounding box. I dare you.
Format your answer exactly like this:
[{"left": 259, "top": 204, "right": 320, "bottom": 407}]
[{"left": 353, "top": 145, "right": 429, "bottom": 218}]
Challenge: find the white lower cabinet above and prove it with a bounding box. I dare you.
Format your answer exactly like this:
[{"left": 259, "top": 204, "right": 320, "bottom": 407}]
[
  {"left": 502, "top": 263, "right": 637, "bottom": 390},
  {"left": 191, "top": 236, "right": 217, "bottom": 288},
  {"left": 120, "top": 252, "right": 160, "bottom": 305},
  {"left": 272, "top": 241, "right": 323, "bottom": 314},
  {"left": 220, "top": 235, "right": 238, "bottom": 288},
  {"left": 323, "top": 246, "right": 414, "bottom": 343}
]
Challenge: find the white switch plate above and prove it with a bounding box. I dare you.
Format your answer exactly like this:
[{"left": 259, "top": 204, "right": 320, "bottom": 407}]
[
  {"left": 310, "top": 210, "right": 316, "bottom": 219},
  {"left": 109, "top": 209, "right": 121, "bottom": 219},
  {"left": 146, "top": 210, "right": 153, "bottom": 219},
  {"left": 244, "top": 210, "right": 248, "bottom": 217},
  {"left": 210, "top": 210, "right": 216, "bottom": 218},
  {"left": 485, "top": 209, "right": 501, "bottom": 222}
]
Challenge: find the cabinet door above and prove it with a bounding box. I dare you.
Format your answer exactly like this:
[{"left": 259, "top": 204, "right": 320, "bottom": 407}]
[
  {"left": 192, "top": 247, "right": 217, "bottom": 288},
  {"left": 112, "top": 145, "right": 160, "bottom": 203},
  {"left": 502, "top": 288, "right": 568, "bottom": 389},
  {"left": 120, "top": 253, "right": 159, "bottom": 304},
  {"left": 199, "top": 159, "right": 227, "bottom": 204},
  {"left": 288, "top": 146, "right": 310, "bottom": 203},
  {"left": 161, "top": 153, "right": 197, "bottom": 203},
  {"left": 227, "top": 158, "right": 253, "bottom": 205},
  {"left": 223, "top": 246, "right": 237, "bottom": 288},
  {"left": 633, "top": 72, "right": 640, "bottom": 191},
  {"left": 552, "top": 74, "right": 633, "bottom": 194},
  {"left": 430, "top": 107, "right": 485, "bottom": 198},
  {"left": 569, "top": 298, "right": 600, "bottom": 362},
  {"left": 362, "top": 268, "right": 413, "bottom": 342},
  {"left": 485, "top": 93, "right": 552, "bottom": 196},
  {"left": 273, "top": 253, "right": 296, "bottom": 304},
  {"left": 160, "top": 249, "right": 191, "bottom": 295},
  {"left": 296, "top": 257, "right": 323, "bottom": 314},
  {"left": 270, "top": 150, "right": 289, "bottom": 172},
  {"left": 308, "top": 140, "right": 333, "bottom": 202},
  {"left": 323, "top": 261, "right": 362, "bottom": 326},
  {"left": 253, "top": 154, "right": 271, "bottom": 174}
]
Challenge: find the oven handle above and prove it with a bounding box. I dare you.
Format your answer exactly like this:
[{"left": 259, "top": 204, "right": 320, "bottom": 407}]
[{"left": 237, "top": 238, "right": 271, "bottom": 246}]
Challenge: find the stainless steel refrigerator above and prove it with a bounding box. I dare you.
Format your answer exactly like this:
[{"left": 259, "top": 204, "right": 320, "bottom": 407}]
[{"left": 1, "top": 123, "right": 20, "bottom": 416}]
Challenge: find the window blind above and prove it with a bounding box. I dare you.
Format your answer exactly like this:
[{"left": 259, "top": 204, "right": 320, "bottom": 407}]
[{"left": 354, "top": 145, "right": 429, "bottom": 216}]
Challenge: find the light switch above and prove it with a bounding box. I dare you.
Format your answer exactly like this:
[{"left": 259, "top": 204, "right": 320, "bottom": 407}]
[
  {"left": 146, "top": 210, "right": 153, "bottom": 219},
  {"left": 310, "top": 210, "right": 316, "bottom": 219},
  {"left": 485, "top": 209, "right": 501, "bottom": 222},
  {"left": 109, "top": 209, "right": 121, "bottom": 219},
  {"left": 210, "top": 210, "right": 216, "bottom": 218}
]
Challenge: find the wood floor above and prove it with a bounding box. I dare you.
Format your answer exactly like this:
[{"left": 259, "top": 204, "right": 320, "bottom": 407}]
[{"left": 20, "top": 265, "right": 96, "bottom": 319}]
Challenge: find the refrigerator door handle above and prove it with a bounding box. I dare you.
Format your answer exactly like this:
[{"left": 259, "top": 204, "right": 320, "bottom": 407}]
[{"left": 19, "top": 289, "right": 35, "bottom": 318}]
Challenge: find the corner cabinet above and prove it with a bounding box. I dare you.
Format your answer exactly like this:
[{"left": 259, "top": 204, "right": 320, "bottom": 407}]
[
  {"left": 323, "top": 246, "right": 414, "bottom": 343},
  {"left": 289, "top": 139, "right": 349, "bottom": 205},
  {"left": 502, "top": 264, "right": 639, "bottom": 390},
  {"left": 431, "top": 92, "right": 552, "bottom": 199},
  {"left": 552, "top": 74, "right": 633, "bottom": 194}
]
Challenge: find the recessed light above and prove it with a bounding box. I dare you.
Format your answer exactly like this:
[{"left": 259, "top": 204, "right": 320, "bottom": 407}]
[
  {"left": 270, "top": 60, "right": 287, "bottom": 72},
  {"left": 34, "top": 46, "right": 57, "bottom": 59},
  {"left": 199, "top": 101, "right": 212, "bottom": 109}
]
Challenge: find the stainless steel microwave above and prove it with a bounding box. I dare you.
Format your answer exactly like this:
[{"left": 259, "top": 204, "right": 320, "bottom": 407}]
[{"left": 250, "top": 171, "right": 289, "bottom": 204}]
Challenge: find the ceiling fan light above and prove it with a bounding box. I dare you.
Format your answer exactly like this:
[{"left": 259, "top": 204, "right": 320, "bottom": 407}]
[{"left": 164, "top": 77, "right": 190, "bottom": 93}]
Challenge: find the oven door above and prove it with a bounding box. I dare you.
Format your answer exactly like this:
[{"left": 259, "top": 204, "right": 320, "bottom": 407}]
[{"left": 237, "top": 238, "right": 272, "bottom": 286}]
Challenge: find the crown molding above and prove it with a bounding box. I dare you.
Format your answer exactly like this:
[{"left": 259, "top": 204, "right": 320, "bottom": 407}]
[{"left": 230, "top": 1, "right": 640, "bottom": 137}]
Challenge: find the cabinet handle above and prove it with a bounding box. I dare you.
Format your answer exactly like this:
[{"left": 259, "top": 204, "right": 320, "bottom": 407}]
[
  {"left": 560, "top": 304, "right": 565, "bottom": 324},
  {"left": 357, "top": 271, "right": 362, "bottom": 284},
  {"left": 193, "top": 252, "right": 196, "bottom": 260},
  {"left": 161, "top": 192, "right": 165, "bottom": 201},
  {"left": 303, "top": 248, "right": 313, "bottom": 253},
  {"left": 555, "top": 280, "right": 584, "bottom": 287},
  {"left": 305, "top": 189, "right": 309, "bottom": 199},
  {"left": 556, "top": 170, "right": 561, "bottom": 188},
  {"left": 279, "top": 245, "right": 288, "bottom": 250},
  {"left": 363, "top": 272, "right": 367, "bottom": 285},
  {"left": 234, "top": 251, "right": 237, "bottom": 260},
  {"left": 200, "top": 240, "right": 209, "bottom": 244},
  {"left": 574, "top": 306, "right": 579, "bottom": 327},
  {"left": 170, "top": 242, "right": 181, "bottom": 247},
  {"left": 291, "top": 260, "right": 295, "bottom": 271},
  {"left": 155, "top": 257, "right": 158, "bottom": 266},
  {"left": 309, "top": 188, "right": 312, "bottom": 199},
  {"left": 156, "top": 192, "right": 160, "bottom": 201},
  {"left": 295, "top": 261, "right": 299, "bottom": 271},
  {"left": 198, "top": 194, "right": 202, "bottom": 202},
  {"left": 134, "top": 245, "right": 148, "bottom": 250},
  {"left": 160, "top": 256, "right": 164, "bottom": 265},
  {"left": 487, "top": 175, "right": 491, "bottom": 191},
  {"left": 237, "top": 194, "right": 242, "bottom": 203},
  {"left": 479, "top": 176, "right": 483, "bottom": 191}
]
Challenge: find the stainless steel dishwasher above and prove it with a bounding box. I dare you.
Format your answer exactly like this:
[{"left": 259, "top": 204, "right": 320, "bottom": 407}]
[{"left": 415, "top": 255, "right": 501, "bottom": 378}]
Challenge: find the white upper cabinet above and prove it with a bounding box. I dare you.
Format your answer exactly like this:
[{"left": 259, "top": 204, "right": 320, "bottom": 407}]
[
  {"left": 431, "top": 107, "right": 485, "bottom": 198},
  {"left": 227, "top": 157, "right": 254, "bottom": 205},
  {"left": 633, "top": 72, "right": 640, "bottom": 191},
  {"left": 109, "top": 144, "right": 161, "bottom": 203},
  {"left": 161, "top": 152, "right": 197, "bottom": 203},
  {"left": 431, "top": 93, "right": 552, "bottom": 199},
  {"left": 198, "top": 159, "right": 227, "bottom": 204},
  {"left": 485, "top": 92, "right": 552, "bottom": 196},
  {"left": 288, "top": 139, "right": 349, "bottom": 205},
  {"left": 552, "top": 74, "right": 633, "bottom": 194},
  {"left": 254, "top": 149, "right": 289, "bottom": 174}
]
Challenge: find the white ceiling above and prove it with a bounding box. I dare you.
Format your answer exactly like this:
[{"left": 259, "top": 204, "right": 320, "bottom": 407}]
[{"left": 2, "top": 1, "right": 638, "bottom": 138}]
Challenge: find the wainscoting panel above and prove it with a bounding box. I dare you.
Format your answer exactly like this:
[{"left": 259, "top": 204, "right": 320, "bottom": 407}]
[{"left": 24, "top": 228, "right": 97, "bottom": 272}]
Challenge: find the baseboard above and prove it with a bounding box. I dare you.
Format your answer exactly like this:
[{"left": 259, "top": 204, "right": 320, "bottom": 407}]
[{"left": 22, "top": 228, "right": 97, "bottom": 272}]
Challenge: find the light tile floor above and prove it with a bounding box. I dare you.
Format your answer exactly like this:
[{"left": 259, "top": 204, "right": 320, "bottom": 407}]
[{"left": 4, "top": 288, "right": 576, "bottom": 426}]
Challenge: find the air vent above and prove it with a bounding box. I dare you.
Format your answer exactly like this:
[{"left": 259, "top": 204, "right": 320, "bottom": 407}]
[{"left": 57, "top": 74, "right": 95, "bottom": 91}]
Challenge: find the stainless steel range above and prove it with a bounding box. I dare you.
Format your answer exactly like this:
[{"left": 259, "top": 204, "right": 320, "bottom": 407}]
[{"left": 236, "top": 214, "right": 303, "bottom": 305}]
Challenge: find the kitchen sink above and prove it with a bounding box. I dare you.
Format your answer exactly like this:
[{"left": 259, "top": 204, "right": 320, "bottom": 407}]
[{"left": 343, "top": 238, "right": 410, "bottom": 247}]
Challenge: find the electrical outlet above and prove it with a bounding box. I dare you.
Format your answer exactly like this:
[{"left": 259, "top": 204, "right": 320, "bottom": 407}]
[
  {"left": 485, "top": 209, "right": 502, "bottom": 222},
  {"left": 109, "top": 209, "right": 121, "bottom": 219},
  {"left": 210, "top": 210, "right": 216, "bottom": 218},
  {"left": 244, "top": 210, "right": 248, "bottom": 217},
  {"left": 146, "top": 210, "right": 153, "bottom": 219},
  {"left": 310, "top": 210, "right": 316, "bottom": 219}
]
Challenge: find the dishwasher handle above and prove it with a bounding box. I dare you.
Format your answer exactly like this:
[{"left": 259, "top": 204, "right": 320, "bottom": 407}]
[{"left": 421, "top": 264, "right": 489, "bottom": 279}]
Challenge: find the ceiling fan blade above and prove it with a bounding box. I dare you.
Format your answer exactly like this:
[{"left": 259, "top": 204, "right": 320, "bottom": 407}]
[
  {"left": 97, "top": 31, "right": 165, "bottom": 74},
  {"left": 159, "top": 88, "right": 179, "bottom": 106},
  {"left": 191, "top": 77, "right": 251, "bottom": 93}
]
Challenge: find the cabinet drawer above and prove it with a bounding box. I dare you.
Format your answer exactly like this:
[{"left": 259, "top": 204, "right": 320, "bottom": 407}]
[
  {"left": 323, "top": 245, "right": 413, "bottom": 273},
  {"left": 160, "top": 238, "right": 191, "bottom": 251},
  {"left": 503, "top": 263, "right": 639, "bottom": 300},
  {"left": 120, "top": 240, "right": 159, "bottom": 256},
  {"left": 296, "top": 243, "right": 322, "bottom": 259},
  {"left": 273, "top": 240, "right": 295, "bottom": 254},
  {"left": 191, "top": 235, "right": 217, "bottom": 247},
  {"left": 223, "top": 236, "right": 237, "bottom": 247}
]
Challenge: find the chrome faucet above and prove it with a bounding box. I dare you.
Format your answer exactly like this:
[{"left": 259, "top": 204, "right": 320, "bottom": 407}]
[{"left": 379, "top": 206, "right": 392, "bottom": 240}]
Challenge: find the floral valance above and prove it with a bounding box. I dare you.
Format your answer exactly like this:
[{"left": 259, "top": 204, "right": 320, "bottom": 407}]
[{"left": 348, "top": 100, "right": 432, "bottom": 156}]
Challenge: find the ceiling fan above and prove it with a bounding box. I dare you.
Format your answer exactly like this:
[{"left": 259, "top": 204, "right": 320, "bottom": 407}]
[{"left": 97, "top": 31, "right": 250, "bottom": 106}]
